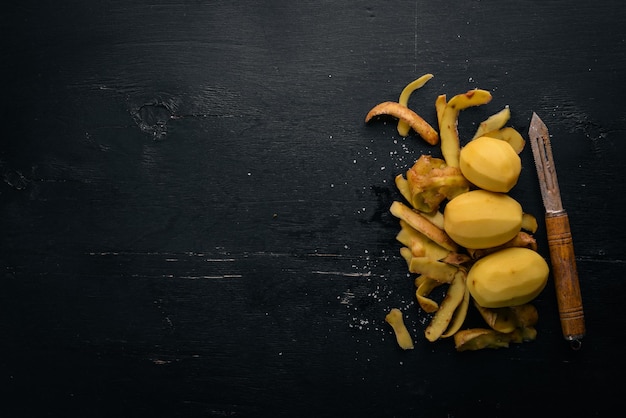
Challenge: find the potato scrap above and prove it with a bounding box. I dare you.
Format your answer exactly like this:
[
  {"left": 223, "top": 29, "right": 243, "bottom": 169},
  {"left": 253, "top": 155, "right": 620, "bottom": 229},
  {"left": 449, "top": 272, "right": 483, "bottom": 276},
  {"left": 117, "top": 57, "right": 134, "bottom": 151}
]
[
  {"left": 521, "top": 213, "right": 539, "bottom": 234},
  {"left": 389, "top": 201, "right": 459, "bottom": 252},
  {"left": 454, "top": 325, "right": 538, "bottom": 352},
  {"left": 403, "top": 154, "right": 470, "bottom": 213},
  {"left": 397, "top": 74, "right": 435, "bottom": 137},
  {"left": 385, "top": 308, "right": 415, "bottom": 350},
  {"left": 453, "top": 328, "right": 513, "bottom": 351},
  {"left": 424, "top": 270, "right": 467, "bottom": 342},
  {"left": 365, "top": 101, "right": 439, "bottom": 145},
  {"left": 467, "top": 231, "right": 537, "bottom": 260},
  {"left": 408, "top": 257, "right": 458, "bottom": 283},
  {"left": 472, "top": 106, "right": 511, "bottom": 140},
  {"left": 440, "top": 282, "right": 470, "bottom": 338},
  {"left": 473, "top": 301, "right": 518, "bottom": 333},
  {"left": 482, "top": 127, "right": 526, "bottom": 154},
  {"left": 415, "top": 276, "right": 444, "bottom": 313},
  {"left": 435, "top": 94, "right": 447, "bottom": 127},
  {"left": 439, "top": 89, "right": 493, "bottom": 167}
]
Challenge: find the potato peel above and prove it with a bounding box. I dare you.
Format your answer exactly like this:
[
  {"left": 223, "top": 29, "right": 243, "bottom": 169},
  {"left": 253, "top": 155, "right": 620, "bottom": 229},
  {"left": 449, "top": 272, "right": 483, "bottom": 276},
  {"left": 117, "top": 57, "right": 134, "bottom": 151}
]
[
  {"left": 472, "top": 106, "right": 511, "bottom": 140},
  {"left": 385, "top": 308, "right": 415, "bottom": 350},
  {"left": 389, "top": 201, "right": 459, "bottom": 251},
  {"left": 365, "top": 101, "right": 439, "bottom": 145},
  {"left": 439, "top": 89, "right": 493, "bottom": 167},
  {"left": 424, "top": 270, "right": 467, "bottom": 342},
  {"left": 397, "top": 73, "right": 435, "bottom": 137}
]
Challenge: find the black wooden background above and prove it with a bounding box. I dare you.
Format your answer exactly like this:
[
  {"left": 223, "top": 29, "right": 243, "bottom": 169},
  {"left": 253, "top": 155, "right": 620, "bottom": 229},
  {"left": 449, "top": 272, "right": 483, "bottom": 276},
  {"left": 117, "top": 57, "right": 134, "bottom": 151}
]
[{"left": 2, "top": 1, "right": 625, "bottom": 417}]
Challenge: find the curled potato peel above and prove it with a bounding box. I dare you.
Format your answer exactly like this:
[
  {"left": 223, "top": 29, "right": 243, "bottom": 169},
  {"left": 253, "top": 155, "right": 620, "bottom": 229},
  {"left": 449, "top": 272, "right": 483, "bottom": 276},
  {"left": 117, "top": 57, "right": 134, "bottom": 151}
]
[
  {"left": 472, "top": 106, "right": 511, "bottom": 140},
  {"left": 440, "top": 89, "right": 493, "bottom": 167},
  {"left": 440, "top": 280, "right": 470, "bottom": 338},
  {"left": 397, "top": 74, "right": 435, "bottom": 137},
  {"left": 365, "top": 101, "right": 439, "bottom": 145},
  {"left": 424, "top": 270, "right": 467, "bottom": 342}
]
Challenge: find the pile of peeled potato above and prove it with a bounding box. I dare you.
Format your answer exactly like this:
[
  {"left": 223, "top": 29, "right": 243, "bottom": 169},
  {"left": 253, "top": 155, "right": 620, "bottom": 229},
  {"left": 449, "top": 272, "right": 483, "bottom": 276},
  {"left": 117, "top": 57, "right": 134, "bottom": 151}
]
[{"left": 367, "top": 74, "right": 549, "bottom": 351}]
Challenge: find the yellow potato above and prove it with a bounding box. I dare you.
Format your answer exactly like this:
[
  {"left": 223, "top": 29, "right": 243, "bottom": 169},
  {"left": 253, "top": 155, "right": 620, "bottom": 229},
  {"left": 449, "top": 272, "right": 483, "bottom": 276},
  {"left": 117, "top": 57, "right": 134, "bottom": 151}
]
[
  {"left": 443, "top": 190, "right": 523, "bottom": 249},
  {"left": 459, "top": 136, "right": 521, "bottom": 193},
  {"left": 467, "top": 247, "right": 549, "bottom": 308},
  {"left": 439, "top": 89, "right": 493, "bottom": 167}
]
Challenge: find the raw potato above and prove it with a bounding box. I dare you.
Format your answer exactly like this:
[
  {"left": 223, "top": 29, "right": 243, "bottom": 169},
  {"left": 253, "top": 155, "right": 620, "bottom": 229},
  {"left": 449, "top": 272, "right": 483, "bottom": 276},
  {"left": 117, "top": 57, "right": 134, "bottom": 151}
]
[
  {"left": 385, "top": 308, "right": 415, "bottom": 350},
  {"left": 439, "top": 89, "right": 493, "bottom": 167},
  {"left": 459, "top": 136, "right": 521, "bottom": 193},
  {"left": 467, "top": 247, "right": 549, "bottom": 308},
  {"left": 365, "top": 101, "right": 439, "bottom": 145},
  {"left": 443, "top": 190, "right": 523, "bottom": 249},
  {"left": 397, "top": 74, "right": 434, "bottom": 137}
]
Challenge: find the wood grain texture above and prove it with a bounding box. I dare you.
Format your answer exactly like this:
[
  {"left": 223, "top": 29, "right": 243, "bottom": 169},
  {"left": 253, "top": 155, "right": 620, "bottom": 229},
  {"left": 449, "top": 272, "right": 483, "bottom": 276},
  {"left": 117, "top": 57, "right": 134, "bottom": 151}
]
[
  {"left": 545, "top": 212, "right": 585, "bottom": 341},
  {"left": 2, "top": 0, "right": 626, "bottom": 416}
]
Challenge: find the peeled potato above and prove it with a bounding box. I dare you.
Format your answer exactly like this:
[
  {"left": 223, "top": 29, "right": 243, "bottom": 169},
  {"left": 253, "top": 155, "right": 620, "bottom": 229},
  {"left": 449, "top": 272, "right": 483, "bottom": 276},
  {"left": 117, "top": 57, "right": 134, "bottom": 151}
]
[
  {"left": 443, "top": 190, "right": 523, "bottom": 249},
  {"left": 459, "top": 136, "right": 521, "bottom": 193},
  {"left": 467, "top": 247, "right": 549, "bottom": 308}
]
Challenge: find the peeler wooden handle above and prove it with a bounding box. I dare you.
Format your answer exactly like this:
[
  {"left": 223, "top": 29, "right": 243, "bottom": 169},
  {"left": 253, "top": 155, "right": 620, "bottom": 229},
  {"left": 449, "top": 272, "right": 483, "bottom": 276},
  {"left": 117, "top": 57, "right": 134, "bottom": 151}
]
[{"left": 545, "top": 211, "right": 586, "bottom": 344}]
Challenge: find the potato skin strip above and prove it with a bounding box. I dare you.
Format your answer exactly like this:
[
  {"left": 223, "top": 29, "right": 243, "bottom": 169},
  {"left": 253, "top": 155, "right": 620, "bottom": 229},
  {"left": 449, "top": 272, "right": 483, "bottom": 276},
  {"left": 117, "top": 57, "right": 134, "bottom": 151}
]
[
  {"left": 385, "top": 308, "right": 415, "bottom": 350},
  {"left": 424, "top": 270, "right": 467, "bottom": 342},
  {"left": 365, "top": 101, "right": 439, "bottom": 145},
  {"left": 389, "top": 201, "right": 459, "bottom": 251},
  {"left": 439, "top": 89, "right": 492, "bottom": 167},
  {"left": 472, "top": 106, "right": 511, "bottom": 140},
  {"left": 397, "top": 73, "right": 434, "bottom": 137},
  {"left": 440, "top": 281, "right": 470, "bottom": 338}
]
